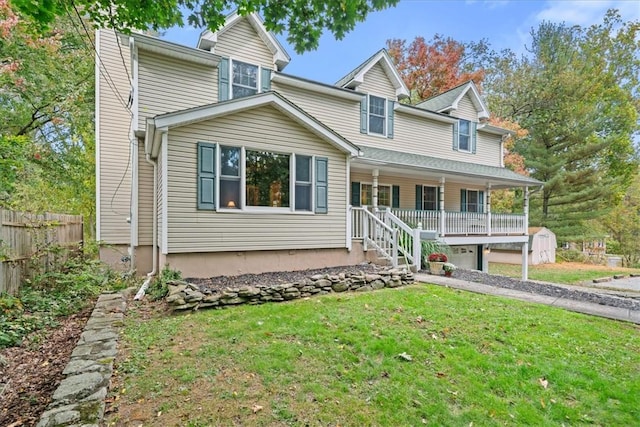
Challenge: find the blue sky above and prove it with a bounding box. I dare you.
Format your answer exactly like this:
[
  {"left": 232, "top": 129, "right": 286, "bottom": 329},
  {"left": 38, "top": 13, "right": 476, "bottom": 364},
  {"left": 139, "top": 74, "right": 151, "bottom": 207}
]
[{"left": 162, "top": 0, "right": 640, "bottom": 84}]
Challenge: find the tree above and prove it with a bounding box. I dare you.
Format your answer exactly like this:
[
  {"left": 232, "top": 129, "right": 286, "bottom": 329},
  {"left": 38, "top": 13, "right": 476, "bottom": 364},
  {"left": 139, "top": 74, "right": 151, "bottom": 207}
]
[
  {"left": 387, "top": 35, "right": 492, "bottom": 102},
  {"left": 12, "top": 0, "right": 399, "bottom": 53},
  {"left": 600, "top": 175, "right": 640, "bottom": 266},
  {"left": 485, "top": 11, "right": 639, "bottom": 241},
  {"left": 0, "top": 0, "right": 96, "bottom": 235}
]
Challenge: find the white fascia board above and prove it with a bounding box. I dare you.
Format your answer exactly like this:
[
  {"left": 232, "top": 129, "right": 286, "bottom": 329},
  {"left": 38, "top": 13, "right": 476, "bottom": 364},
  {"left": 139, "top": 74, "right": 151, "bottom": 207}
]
[
  {"left": 272, "top": 73, "right": 364, "bottom": 101},
  {"left": 352, "top": 51, "right": 410, "bottom": 99},
  {"left": 123, "top": 33, "right": 220, "bottom": 67},
  {"left": 395, "top": 104, "right": 458, "bottom": 124},
  {"left": 451, "top": 82, "right": 490, "bottom": 120},
  {"left": 154, "top": 93, "right": 359, "bottom": 156},
  {"left": 478, "top": 124, "right": 514, "bottom": 136}
]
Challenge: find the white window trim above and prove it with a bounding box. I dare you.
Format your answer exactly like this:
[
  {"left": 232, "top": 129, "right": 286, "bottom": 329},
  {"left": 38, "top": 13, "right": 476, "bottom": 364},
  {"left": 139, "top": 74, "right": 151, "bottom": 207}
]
[
  {"left": 368, "top": 94, "right": 387, "bottom": 138},
  {"left": 214, "top": 144, "right": 317, "bottom": 214},
  {"left": 360, "top": 182, "right": 392, "bottom": 207},
  {"left": 421, "top": 185, "right": 438, "bottom": 211},
  {"left": 229, "top": 58, "right": 261, "bottom": 100},
  {"left": 457, "top": 119, "right": 472, "bottom": 153}
]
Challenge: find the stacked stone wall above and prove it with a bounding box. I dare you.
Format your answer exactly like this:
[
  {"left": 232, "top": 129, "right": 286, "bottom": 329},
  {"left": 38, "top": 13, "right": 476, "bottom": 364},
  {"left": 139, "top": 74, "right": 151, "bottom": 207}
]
[{"left": 167, "top": 268, "right": 415, "bottom": 311}]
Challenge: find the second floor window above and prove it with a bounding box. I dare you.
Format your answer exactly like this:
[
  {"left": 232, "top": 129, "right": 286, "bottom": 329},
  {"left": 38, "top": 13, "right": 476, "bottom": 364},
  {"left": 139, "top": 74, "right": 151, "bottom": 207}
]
[
  {"left": 368, "top": 95, "right": 386, "bottom": 135},
  {"left": 232, "top": 61, "right": 258, "bottom": 98},
  {"left": 458, "top": 119, "right": 470, "bottom": 151}
]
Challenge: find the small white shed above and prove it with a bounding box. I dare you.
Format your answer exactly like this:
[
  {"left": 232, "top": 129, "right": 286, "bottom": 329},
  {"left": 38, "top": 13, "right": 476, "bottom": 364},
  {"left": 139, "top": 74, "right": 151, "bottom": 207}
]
[{"left": 487, "top": 227, "right": 556, "bottom": 265}]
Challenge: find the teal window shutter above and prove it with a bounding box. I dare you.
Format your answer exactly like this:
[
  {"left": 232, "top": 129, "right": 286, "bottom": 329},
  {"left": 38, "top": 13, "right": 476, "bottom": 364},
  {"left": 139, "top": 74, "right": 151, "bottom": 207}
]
[
  {"left": 387, "top": 100, "right": 394, "bottom": 139},
  {"left": 218, "top": 58, "right": 229, "bottom": 101},
  {"left": 315, "top": 157, "right": 328, "bottom": 214},
  {"left": 351, "top": 182, "right": 361, "bottom": 207},
  {"left": 479, "top": 190, "right": 484, "bottom": 213},
  {"left": 437, "top": 187, "right": 442, "bottom": 210},
  {"left": 197, "top": 142, "right": 216, "bottom": 210},
  {"left": 392, "top": 185, "right": 400, "bottom": 208},
  {"left": 415, "top": 185, "right": 423, "bottom": 210},
  {"left": 471, "top": 121, "right": 477, "bottom": 154},
  {"left": 452, "top": 120, "right": 459, "bottom": 150},
  {"left": 460, "top": 189, "right": 467, "bottom": 212},
  {"left": 360, "top": 96, "right": 368, "bottom": 134},
  {"left": 260, "top": 67, "right": 271, "bottom": 92}
]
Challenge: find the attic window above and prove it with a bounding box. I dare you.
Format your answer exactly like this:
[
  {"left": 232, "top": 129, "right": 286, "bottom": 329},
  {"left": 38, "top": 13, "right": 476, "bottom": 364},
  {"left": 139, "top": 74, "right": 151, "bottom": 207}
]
[
  {"left": 458, "top": 119, "right": 471, "bottom": 151},
  {"left": 232, "top": 60, "right": 258, "bottom": 98}
]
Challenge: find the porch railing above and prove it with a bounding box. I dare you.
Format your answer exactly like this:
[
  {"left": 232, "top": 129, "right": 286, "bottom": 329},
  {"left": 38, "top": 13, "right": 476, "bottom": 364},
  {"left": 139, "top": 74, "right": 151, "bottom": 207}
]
[
  {"left": 351, "top": 207, "right": 398, "bottom": 267},
  {"left": 389, "top": 209, "right": 526, "bottom": 236}
]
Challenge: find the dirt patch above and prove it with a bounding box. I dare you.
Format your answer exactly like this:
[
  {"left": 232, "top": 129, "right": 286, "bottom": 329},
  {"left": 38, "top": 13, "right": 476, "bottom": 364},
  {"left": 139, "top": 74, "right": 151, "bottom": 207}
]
[{"left": 0, "top": 306, "right": 93, "bottom": 427}]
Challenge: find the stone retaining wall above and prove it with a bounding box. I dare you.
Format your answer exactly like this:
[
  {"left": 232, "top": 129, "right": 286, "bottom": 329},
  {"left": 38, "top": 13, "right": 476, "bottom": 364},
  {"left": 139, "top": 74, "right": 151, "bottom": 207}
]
[
  {"left": 167, "top": 268, "right": 415, "bottom": 311},
  {"left": 37, "top": 293, "right": 126, "bottom": 427}
]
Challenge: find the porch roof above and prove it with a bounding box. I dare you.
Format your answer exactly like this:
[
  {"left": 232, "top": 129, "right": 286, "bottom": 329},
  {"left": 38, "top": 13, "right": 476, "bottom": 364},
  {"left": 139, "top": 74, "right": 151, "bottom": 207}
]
[{"left": 355, "top": 146, "right": 543, "bottom": 188}]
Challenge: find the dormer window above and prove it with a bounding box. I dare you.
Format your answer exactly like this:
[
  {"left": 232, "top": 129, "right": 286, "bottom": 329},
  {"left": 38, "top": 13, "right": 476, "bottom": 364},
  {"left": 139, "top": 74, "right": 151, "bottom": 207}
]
[
  {"left": 232, "top": 61, "right": 258, "bottom": 98},
  {"left": 453, "top": 119, "right": 477, "bottom": 153},
  {"left": 369, "top": 95, "right": 386, "bottom": 135}
]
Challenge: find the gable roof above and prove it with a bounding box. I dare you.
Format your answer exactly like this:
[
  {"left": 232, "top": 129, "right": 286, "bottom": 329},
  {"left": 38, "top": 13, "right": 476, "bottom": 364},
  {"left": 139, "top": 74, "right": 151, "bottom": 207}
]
[
  {"left": 356, "top": 146, "right": 542, "bottom": 189},
  {"left": 145, "top": 91, "right": 360, "bottom": 158},
  {"left": 335, "top": 49, "right": 410, "bottom": 99},
  {"left": 416, "top": 81, "right": 489, "bottom": 120},
  {"left": 197, "top": 12, "right": 291, "bottom": 71}
]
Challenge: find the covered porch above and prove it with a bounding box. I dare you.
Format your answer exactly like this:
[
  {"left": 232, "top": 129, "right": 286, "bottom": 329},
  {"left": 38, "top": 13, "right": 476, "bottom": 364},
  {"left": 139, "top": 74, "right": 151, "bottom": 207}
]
[{"left": 347, "top": 146, "right": 543, "bottom": 279}]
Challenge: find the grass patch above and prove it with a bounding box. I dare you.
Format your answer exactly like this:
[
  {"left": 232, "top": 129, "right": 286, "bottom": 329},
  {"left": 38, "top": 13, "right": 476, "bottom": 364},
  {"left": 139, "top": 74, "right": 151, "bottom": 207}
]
[
  {"left": 110, "top": 285, "right": 640, "bottom": 426},
  {"left": 489, "top": 262, "right": 640, "bottom": 285}
]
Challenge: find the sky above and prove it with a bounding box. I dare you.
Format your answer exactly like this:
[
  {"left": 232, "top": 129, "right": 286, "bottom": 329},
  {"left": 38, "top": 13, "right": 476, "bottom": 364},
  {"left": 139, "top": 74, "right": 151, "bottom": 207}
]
[{"left": 162, "top": 0, "right": 640, "bottom": 84}]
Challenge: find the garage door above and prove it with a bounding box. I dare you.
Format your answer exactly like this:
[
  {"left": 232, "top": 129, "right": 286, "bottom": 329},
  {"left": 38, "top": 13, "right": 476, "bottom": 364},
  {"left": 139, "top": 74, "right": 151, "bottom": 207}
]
[{"left": 449, "top": 245, "right": 477, "bottom": 270}]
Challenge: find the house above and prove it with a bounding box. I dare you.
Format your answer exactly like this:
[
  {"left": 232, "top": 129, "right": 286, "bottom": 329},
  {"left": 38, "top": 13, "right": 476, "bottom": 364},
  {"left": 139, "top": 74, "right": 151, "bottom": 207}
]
[
  {"left": 487, "top": 227, "right": 556, "bottom": 265},
  {"left": 95, "top": 12, "right": 542, "bottom": 280}
]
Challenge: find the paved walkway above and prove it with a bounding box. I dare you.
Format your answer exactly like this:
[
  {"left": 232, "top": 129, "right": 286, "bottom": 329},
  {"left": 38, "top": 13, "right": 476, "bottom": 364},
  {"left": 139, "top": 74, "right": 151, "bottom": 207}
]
[{"left": 415, "top": 273, "right": 640, "bottom": 324}]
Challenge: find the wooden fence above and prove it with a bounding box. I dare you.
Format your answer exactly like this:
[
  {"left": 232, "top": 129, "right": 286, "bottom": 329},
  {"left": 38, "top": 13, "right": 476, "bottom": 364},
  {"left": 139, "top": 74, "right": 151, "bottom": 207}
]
[{"left": 0, "top": 209, "right": 84, "bottom": 295}]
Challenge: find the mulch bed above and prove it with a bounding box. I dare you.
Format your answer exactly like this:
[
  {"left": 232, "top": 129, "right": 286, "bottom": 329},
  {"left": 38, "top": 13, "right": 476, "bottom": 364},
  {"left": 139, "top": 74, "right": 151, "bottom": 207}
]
[{"left": 0, "top": 306, "right": 93, "bottom": 427}]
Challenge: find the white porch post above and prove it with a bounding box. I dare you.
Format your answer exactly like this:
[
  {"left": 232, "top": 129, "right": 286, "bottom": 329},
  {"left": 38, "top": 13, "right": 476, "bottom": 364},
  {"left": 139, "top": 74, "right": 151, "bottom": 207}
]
[
  {"left": 486, "top": 183, "right": 492, "bottom": 236},
  {"left": 439, "top": 177, "right": 445, "bottom": 236},
  {"left": 522, "top": 240, "right": 529, "bottom": 281},
  {"left": 412, "top": 222, "right": 422, "bottom": 272},
  {"left": 482, "top": 245, "right": 490, "bottom": 273},
  {"left": 372, "top": 169, "right": 379, "bottom": 210},
  {"left": 523, "top": 186, "right": 529, "bottom": 235}
]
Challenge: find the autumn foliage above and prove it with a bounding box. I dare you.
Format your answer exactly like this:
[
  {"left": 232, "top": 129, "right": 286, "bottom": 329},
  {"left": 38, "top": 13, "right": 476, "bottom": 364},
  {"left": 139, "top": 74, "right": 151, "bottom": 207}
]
[{"left": 387, "top": 35, "right": 485, "bottom": 102}]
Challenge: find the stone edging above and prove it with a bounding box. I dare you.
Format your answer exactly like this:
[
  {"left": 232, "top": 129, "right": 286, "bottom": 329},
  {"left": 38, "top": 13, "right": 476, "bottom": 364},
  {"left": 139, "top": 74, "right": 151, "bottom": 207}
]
[
  {"left": 167, "top": 268, "right": 415, "bottom": 311},
  {"left": 37, "top": 293, "right": 126, "bottom": 427}
]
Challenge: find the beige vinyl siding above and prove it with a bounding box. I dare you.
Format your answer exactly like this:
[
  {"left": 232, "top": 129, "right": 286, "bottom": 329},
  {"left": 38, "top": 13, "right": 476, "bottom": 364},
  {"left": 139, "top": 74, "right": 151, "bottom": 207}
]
[
  {"left": 359, "top": 63, "right": 397, "bottom": 99},
  {"left": 476, "top": 131, "right": 503, "bottom": 166},
  {"left": 97, "top": 30, "right": 132, "bottom": 244},
  {"left": 138, "top": 51, "right": 216, "bottom": 130},
  {"left": 350, "top": 171, "right": 485, "bottom": 212},
  {"left": 166, "top": 106, "right": 347, "bottom": 253},
  {"left": 137, "top": 153, "right": 154, "bottom": 245},
  {"left": 273, "top": 83, "right": 362, "bottom": 142},
  {"left": 453, "top": 94, "right": 478, "bottom": 122},
  {"left": 214, "top": 19, "right": 273, "bottom": 68}
]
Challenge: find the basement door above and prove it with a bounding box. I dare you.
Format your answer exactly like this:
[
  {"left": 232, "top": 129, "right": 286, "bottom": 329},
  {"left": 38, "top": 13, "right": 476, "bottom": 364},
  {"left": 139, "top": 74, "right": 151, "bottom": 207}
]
[{"left": 449, "top": 245, "right": 477, "bottom": 270}]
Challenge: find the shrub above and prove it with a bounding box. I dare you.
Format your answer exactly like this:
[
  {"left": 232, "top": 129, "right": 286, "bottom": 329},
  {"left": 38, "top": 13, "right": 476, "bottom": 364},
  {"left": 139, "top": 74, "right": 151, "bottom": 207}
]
[{"left": 147, "top": 265, "right": 182, "bottom": 301}]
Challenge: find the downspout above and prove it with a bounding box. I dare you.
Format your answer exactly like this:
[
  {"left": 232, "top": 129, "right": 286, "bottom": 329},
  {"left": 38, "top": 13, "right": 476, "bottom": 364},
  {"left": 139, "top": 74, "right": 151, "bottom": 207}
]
[{"left": 134, "top": 151, "right": 158, "bottom": 300}]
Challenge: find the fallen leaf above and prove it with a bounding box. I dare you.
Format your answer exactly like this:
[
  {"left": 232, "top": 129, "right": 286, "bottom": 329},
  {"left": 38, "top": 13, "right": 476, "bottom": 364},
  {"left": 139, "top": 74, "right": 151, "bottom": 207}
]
[
  {"left": 540, "top": 398, "right": 546, "bottom": 408},
  {"left": 416, "top": 316, "right": 424, "bottom": 323},
  {"left": 539, "top": 377, "right": 549, "bottom": 389},
  {"left": 252, "top": 404, "right": 264, "bottom": 413},
  {"left": 398, "top": 352, "right": 413, "bottom": 361}
]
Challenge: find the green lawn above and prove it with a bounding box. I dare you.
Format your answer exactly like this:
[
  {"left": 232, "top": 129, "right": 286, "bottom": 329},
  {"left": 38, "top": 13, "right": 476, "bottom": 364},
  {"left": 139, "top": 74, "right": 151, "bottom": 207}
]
[
  {"left": 108, "top": 285, "right": 640, "bottom": 426},
  {"left": 489, "top": 262, "right": 640, "bottom": 285}
]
